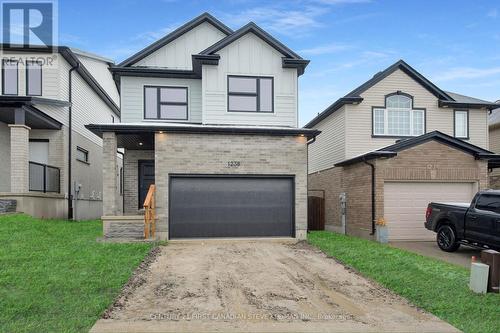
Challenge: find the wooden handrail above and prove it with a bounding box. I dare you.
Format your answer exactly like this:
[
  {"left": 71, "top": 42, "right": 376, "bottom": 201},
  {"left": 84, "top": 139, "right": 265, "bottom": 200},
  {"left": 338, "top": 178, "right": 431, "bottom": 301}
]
[{"left": 143, "top": 184, "right": 156, "bottom": 239}]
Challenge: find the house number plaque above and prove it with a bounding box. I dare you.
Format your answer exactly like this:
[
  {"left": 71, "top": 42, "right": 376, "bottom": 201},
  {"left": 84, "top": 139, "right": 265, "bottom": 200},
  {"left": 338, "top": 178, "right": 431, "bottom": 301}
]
[{"left": 226, "top": 161, "right": 241, "bottom": 168}]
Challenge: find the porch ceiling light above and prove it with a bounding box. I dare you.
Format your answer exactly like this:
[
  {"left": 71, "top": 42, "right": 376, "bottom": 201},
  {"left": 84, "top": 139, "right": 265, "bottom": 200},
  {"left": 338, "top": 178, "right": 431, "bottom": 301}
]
[{"left": 138, "top": 142, "right": 143, "bottom": 146}]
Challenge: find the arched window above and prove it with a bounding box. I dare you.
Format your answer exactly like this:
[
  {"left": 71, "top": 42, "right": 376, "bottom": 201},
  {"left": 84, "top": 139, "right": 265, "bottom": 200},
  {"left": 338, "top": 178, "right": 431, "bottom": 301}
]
[{"left": 373, "top": 93, "right": 425, "bottom": 136}]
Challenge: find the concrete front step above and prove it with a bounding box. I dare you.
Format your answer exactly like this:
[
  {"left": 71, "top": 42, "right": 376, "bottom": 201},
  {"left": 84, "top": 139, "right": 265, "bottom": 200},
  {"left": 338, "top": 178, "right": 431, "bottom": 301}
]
[{"left": 102, "top": 215, "right": 157, "bottom": 241}]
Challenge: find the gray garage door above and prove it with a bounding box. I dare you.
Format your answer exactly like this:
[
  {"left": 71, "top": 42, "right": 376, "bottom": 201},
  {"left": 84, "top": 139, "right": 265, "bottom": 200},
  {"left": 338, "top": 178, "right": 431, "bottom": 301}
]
[{"left": 169, "top": 176, "right": 294, "bottom": 239}]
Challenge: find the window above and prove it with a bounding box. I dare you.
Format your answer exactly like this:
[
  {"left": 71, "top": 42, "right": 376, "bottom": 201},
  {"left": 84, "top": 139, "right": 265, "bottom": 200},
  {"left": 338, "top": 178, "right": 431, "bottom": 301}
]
[
  {"left": 475, "top": 194, "right": 500, "bottom": 214},
  {"left": 2, "top": 59, "right": 18, "bottom": 95},
  {"left": 144, "top": 86, "right": 188, "bottom": 120},
  {"left": 228, "top": 76, "right": 273, "bottom": 112},
  {"left": 26, "top": 60, "right": 42, "bottom": 96},
  {"left": 454, "top": 110, "right": 469, "bottom": 139},
  {"left": 372, "top": 94, "right": 425, "bottom": 136},
  {"left": 76, "top": 147, "right": 89, "bottom": 164}
]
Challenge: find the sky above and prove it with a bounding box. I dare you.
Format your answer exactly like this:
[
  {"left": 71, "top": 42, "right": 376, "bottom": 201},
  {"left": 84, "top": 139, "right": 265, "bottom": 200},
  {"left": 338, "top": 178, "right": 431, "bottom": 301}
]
[{"left": 57, "top": 0, "right": 500, "bottom": 126}]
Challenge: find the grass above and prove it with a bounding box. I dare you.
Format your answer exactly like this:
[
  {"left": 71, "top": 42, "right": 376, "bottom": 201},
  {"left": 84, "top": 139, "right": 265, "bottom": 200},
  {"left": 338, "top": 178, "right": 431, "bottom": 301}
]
[
  {"left": 308, "top": 231, "right": 500, "bottom": 333},
  {"left": 0, "top": 214, "right": 156, "bottom": 333}
]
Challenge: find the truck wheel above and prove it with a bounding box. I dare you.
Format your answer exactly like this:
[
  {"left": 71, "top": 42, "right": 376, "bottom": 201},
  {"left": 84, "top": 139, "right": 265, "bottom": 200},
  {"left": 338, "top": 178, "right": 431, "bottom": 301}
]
[{"left": 437, "top": 225, "right": 460, "bottom": 252}]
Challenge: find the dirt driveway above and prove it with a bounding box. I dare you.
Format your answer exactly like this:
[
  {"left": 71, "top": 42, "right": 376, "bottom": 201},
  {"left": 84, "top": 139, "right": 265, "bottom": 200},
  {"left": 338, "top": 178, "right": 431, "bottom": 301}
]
[{"left": 91, "top": 241, "right": 458, "bottom": 333}]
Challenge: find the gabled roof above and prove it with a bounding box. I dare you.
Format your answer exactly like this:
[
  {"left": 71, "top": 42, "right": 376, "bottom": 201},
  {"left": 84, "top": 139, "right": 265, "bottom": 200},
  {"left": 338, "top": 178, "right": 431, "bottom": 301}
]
[
  {"left": 305, "top": 60, "right": 497, "bottom": 128},
  {"left": 0, "top": 44, "right": 120, "bottom": 116},
  {"left": 489, "top": 107, "right": 500, "bottom": 128},
  {"left": 118, "top": 13, "right": 233, "bottom": 67},
  {"left": 200, "top": 22, "right": 302, "bottom": 59},
  {"left": 335, "top": 131, "right": 498, "bottom": 167},
  {"left": 196, "top": 22, "right": 309, "bottom": 76}
]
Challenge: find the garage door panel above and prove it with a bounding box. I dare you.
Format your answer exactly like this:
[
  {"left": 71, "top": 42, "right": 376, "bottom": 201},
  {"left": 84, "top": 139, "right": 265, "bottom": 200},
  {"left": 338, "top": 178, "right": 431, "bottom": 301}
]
[
  {"left": 384, "top": 182, "right": 475, "bottom": 241},
  {"left": 170, "top": 176, "right": 294, "bottom": 239}
]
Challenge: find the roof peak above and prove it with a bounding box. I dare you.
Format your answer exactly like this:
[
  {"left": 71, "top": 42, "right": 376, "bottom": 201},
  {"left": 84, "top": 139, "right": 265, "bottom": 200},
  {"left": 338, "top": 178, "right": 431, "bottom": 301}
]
[{"left": 118, "top": 12, "right": 233, "bottom": 67}]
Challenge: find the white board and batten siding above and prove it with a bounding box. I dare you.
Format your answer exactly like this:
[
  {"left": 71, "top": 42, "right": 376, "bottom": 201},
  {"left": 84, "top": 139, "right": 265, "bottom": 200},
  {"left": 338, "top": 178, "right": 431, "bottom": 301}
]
[
  {"left": 308, "top": 106, "right": 346, "bottom": 174},
  {"left": 384, "top": 181, "right": 477, "bottom": 241},
  {"left": 133, "top": 22, "right": 227, "bottom": 70},
  {"left": 120, "top": 76, "right": 202, "bottom": 124},
  {"left": 345, "top": 69, "right": 489, "bottom": 159},
  {"left": 202, "top": 32, "right": 298, "bottom": 128}
]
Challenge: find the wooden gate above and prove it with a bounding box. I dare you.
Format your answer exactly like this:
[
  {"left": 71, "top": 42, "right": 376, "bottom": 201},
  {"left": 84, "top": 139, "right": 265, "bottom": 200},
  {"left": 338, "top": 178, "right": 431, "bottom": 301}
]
[{"left": 308, "top": 196, "right": 325, "bottom": 231}]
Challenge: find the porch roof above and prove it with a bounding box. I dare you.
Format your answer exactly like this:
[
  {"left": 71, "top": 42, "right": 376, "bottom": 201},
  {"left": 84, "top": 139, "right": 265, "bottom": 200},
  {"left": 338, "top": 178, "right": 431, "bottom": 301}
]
[
  {"left": 86, "top": 122, "right": 320, "bottom": 139},
  {"left": 0, "top": 103, "right": 62, "bottom": 130}
]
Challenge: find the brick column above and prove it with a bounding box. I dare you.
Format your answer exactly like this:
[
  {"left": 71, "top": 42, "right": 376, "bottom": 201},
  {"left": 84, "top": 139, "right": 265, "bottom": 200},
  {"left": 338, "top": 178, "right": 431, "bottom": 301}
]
[
  {"left": 102, "top": 132, "right": 118, "bottom": 216},
  {"left": 9, "top": 124, "right": 30, "bottom": 193}
]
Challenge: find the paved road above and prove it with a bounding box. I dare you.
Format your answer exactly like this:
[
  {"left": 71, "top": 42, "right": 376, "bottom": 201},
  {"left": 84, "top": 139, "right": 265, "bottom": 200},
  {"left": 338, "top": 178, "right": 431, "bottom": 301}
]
[
  {"left": 92, "top": 241, "right": 458, "bottom": 333},
  {"left": 390, "top": 241, "right": 481, "bottom": 268}
]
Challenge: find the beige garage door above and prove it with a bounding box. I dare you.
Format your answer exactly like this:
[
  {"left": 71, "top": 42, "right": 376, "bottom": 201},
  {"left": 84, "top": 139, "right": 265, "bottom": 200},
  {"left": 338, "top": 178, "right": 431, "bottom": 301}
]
[{"left": 384, "top": 182, "right": 476, "bottom": 241}]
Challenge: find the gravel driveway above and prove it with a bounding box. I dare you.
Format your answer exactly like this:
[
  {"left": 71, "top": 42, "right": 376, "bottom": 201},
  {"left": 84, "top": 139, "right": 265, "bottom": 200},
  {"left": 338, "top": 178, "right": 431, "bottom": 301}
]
[{"left": 91, "top": 241, "right": 458, "bottom": 333}]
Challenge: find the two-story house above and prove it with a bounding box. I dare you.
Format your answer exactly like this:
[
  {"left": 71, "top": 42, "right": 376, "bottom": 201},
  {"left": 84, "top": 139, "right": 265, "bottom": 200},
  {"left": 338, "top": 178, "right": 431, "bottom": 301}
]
[
  {"left": 306, "top": 60, "right": 499, "bottom": 241},
  {"left": 489, "top": 106, "right": 500, "bottom": 189},
  {"left": 86, "top": 13, "right": 318, "bottom": 240},
  {"left": 0, "top": 45, "right": 121, "bottom": 220}
]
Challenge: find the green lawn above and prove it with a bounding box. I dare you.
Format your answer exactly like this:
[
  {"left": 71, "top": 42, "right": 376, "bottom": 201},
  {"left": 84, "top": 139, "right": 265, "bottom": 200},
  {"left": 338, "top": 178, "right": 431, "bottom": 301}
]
[
  {"left": 0, "top": 214, "right": 156, "bottom": 333},
  {"left": 308, "top": 231, "right": 500, "bottom": 333}
]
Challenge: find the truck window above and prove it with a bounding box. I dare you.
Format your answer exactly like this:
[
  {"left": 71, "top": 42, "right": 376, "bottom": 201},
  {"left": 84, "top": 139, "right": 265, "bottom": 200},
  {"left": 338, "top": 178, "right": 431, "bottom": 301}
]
[{"left": 475, "top": 194, "right": 500, "bottom": 214}]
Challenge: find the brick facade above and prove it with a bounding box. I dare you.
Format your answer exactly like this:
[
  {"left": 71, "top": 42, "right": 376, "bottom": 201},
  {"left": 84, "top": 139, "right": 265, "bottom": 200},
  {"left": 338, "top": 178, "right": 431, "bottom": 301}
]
[
  {"left": 309, "top": 140, "right": 490, "bottom": 240},
  {"left": 9, "top": 125, "right": 30, "bottom": 193},
  {"left": 102, "top": 132, "right": 118, "bottom": 216},
  {"left": 153, "top": 133, "right": 308, "bottom": 240}
]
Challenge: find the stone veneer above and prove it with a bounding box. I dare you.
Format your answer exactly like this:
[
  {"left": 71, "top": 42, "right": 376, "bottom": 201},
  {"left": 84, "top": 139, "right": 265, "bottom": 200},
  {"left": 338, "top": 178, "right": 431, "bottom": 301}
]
[
  {"left": 9, "top": 125, "right": 30, "bottom": 193},
  {"left": 309, "top": 140, "right": 490, "bottom": 240},
  {"left": 152, "top": 133, "right": 309, "bottom": 240}
]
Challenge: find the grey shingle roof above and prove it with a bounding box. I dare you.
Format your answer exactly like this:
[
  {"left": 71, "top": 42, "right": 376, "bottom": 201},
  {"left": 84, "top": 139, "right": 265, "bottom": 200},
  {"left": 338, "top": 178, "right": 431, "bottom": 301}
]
[{"left": 445, "top": 91, "right": 494, "bottom": 105}]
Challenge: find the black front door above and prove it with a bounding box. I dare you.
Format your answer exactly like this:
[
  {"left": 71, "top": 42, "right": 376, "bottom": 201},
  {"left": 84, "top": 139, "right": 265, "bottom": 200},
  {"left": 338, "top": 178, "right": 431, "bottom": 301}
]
[{"left": 138, "top": 160, "right": 155, "bottom": 209}]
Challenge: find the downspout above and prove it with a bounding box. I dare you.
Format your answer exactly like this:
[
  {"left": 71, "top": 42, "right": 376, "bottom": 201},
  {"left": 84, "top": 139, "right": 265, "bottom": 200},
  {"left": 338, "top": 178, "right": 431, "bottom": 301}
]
[
  {"left": 363, "top": 158, "right": 376, "bottom": 235},
  {"left": 68, "top": 62, "right": 80, "bottom": 219}
]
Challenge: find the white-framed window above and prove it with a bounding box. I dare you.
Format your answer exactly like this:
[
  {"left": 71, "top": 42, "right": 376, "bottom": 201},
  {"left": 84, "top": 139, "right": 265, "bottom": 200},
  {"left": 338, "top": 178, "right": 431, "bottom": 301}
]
[
  {"left": 227, "top": 75, "right": 273, "bottom": 113},
  {"left": 454, "top": 110, "right": 469, "bottom": 139},
  {"left": 144, "top": 86, "right": 188, "bottom": 120},
  {"left": 372, "top": 94, "right": 425, "bottom": 137},
  {"left": 26, "top": 60, "right": 42, "bottom": 96}
]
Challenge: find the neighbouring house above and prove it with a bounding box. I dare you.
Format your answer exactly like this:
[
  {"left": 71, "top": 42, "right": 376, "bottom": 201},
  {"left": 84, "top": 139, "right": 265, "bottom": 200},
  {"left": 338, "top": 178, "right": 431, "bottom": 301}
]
[
  {"left": 86, "top": 13, "right": 317, "bottom": 240},
  {"left": 306, "top": 60, "right": 499, "bottom": 241},
  {"left": 0, "top": 45, "right": 122, "bottom": 219},
  {"left": 489, "top": 105, "right": 500, "bottom": 188}
]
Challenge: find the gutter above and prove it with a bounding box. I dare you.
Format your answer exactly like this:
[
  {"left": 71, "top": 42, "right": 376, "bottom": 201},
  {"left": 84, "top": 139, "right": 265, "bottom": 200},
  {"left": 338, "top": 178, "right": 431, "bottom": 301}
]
[
  {"left": 363, "top": 158, "right": 376, "bottom": 236},
  {"left": 68, "top": 62, "right": 80, "bottom": 219}
]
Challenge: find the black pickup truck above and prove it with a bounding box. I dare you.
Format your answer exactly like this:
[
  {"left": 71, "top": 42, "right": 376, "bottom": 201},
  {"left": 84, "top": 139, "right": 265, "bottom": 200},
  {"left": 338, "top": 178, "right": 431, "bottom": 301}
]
[{"left": 425, "top": 190, "right": 500, "bottom": 252}]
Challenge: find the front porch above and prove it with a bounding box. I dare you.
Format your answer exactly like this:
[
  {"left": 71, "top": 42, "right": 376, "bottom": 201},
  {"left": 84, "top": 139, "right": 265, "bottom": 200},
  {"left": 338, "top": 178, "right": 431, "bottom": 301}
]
[{"left": 0, "top": 99, "right": 67, "bottom": 218}]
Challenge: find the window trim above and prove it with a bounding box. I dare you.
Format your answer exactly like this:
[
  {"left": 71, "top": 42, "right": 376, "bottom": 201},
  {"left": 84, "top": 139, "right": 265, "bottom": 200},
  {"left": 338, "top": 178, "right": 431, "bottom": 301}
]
[
  {"left": 76, "top": 146, "right": 89, "bottom": 164},
  {"left": 2, "top": 59, "right": 19, "bottom": 95},
  {"left": 26, "top": 60, "right": 42, "bottom": 96},
  {"left": 143, "top": 85, "right": 189, "bottom": 121},
  {"left": 371, "top": 92, "right": 427, "bottom": 138},
  {"left": 453, "top": 109, "right": 469, "bottom": 140},
  {"left": 227, "top": 75, "right": 274, "bottom": 113}
]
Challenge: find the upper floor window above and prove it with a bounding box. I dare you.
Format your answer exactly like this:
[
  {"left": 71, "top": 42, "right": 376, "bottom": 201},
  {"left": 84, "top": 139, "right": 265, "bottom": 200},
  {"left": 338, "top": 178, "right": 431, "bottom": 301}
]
[
  {"left": 454, "top": 110, "right": 469, "bottom": 139},
  {"left": 2, "top": 59, "right": 18, "bottom": 95},
  {"left": 26, "top": 60, "right": 42, "bottom": 96},
  {"left": 144, "top": 86, "right": 188, "bottom": 120},
  {"left": 228, "top": 76, "right": 273, "bottom": 113},
  {"left": 372, "top": 94, "right": 425, "bottom": 137}
]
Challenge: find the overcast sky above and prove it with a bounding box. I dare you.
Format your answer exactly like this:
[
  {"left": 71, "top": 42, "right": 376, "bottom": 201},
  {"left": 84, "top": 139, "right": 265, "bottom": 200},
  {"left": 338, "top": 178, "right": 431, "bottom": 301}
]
[{"left": 58, "top": 0, "right": 500, "bottom": 125}]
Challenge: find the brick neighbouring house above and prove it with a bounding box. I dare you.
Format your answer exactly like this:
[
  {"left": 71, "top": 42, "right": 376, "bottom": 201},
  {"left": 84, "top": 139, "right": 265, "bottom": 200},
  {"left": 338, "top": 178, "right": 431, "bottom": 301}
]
[{"left": 306, "top": 60, "right": 499, "bottom": 241}]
